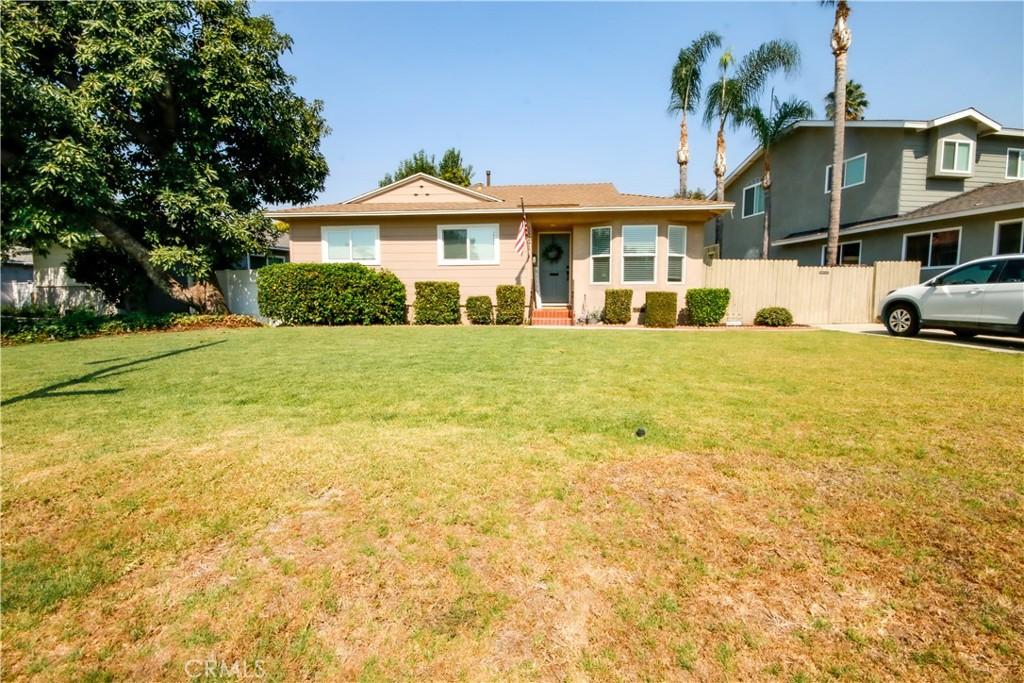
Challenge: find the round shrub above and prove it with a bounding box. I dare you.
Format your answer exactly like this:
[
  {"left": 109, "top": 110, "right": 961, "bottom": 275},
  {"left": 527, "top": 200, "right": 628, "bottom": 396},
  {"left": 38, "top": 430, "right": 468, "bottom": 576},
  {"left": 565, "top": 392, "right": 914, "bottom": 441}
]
[
  {"left": 495, "top": 284, "right": 526, "bottom": 325},
  {"left": 257, "top": 263, "right": 406, "bottom": 325},
  {"left": 466, "top": 295, "right": 494, "bottom": 324},
  {"left": 414, "top": 281, "right": 460, "bottom": 325},
  {"left": 643, "top": 291, "right": 678, "bottom": 328},
  {"left": 754, "top": 306, "right": 794, "bottom": 327},
  {"left": 602, "top": 289, "right": 633, "bottom": 324},
  {"left": 684, "top": 288, "right": 730, "bottom": 326}
]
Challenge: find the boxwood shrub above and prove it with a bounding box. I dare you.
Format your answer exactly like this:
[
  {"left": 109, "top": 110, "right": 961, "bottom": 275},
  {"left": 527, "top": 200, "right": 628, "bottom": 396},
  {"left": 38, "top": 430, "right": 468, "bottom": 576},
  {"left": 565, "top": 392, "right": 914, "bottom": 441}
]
[
  {"left": 602, "top": 288, "right": 633, "bottom": 324},
  {"left": 754, "top": 306, "right": 794, "bottom": 327},
  {"left": 257, "top": 263, "right": 406, "bottom": 325},
  {"left": 466, "top": 295, "right": 494, "bottom": 325},
  {"left": 684, "top": 287, "right": 730, "bottom": 326},
  {"left": 414, "top": 281, "right": 461, "bottom": 324},
  {"left": 495, "top": 285, "right": 526, "bottom": 325},
  {"left": 644, "top": 291, "right": 678, "bottom": 328}
]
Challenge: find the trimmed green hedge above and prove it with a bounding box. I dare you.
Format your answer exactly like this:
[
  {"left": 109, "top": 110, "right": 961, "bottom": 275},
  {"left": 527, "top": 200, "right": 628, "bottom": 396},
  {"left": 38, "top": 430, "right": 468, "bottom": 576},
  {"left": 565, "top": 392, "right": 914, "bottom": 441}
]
[
  {"left": 415, "top": 281, "right": 460, "bottom": 324},
  {"left": 1, "top": 308, "right": 260, "bottom": 345},
  {"left": 602, "top": 289, "right": 633, "bottom": 324},
  {"left": 495, "top": 285, "right": 525, "bottom": 325},
  {"left": 685, "top": 288, "right": 730, "bottom": 326},
  {"left": 644, "top": 291, "right": 678, "bottom": 328},
  {"left": 754, "top": 306, "right": 794, "bottom": 327},
  {"left": 257, "top": 263, "right": 406, "bottom": 325},
  {"left": 466, "top": 295, "right": 494, "bottom": 325}
]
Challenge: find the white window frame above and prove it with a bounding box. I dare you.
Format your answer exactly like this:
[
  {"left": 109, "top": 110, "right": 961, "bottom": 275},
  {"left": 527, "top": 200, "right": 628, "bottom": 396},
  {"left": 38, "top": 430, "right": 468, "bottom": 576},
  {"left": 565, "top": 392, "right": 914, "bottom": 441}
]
[
  {"left": 819, "top": 240, "right": 863, "bottom": 266},
  {"left": 901, "top": 226, "right": 962, "bottom": 269},
  {"left": 589, "top": 226, "right": 612, "bottom": 285},
  {"left": 321, "top": 225, "right": 381, "bottom": 265},
  {"left": 741, "top": 182, "right": 764, "bottom": 218},
  {"left": 620, "top": 224, "right": 658, "bottom": 285},
  {"left": 667, "top": 225, "right": 687, "bottom": 284},
  {"left": 938, "top": 137, "right": 974, "bottom": 175},
  {"left": 824, "top": 153, "right": 868, "bottom": 193},
  {"left": 993, "top": 219, "right": 1024, "bottom": 255},
  {"left": 436, "top": 224, "right": 500, "bottom": 266},
  {"left": 1005, "top": 148, "right": 1024, "bottom": 180}
]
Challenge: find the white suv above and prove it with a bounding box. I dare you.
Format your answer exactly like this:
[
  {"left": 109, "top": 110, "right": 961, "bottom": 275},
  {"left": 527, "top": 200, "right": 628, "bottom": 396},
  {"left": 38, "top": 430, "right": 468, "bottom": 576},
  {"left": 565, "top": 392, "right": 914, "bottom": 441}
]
[{"left": 880, "top": 255, "right": 1024, "bottom": 338}]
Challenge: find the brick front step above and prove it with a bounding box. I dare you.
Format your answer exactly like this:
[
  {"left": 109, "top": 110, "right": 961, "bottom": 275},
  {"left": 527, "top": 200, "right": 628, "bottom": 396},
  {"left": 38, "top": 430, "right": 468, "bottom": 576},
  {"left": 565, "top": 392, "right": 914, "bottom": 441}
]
[{"left": 531, "top": 308, "right": 573, "bottom": 326}]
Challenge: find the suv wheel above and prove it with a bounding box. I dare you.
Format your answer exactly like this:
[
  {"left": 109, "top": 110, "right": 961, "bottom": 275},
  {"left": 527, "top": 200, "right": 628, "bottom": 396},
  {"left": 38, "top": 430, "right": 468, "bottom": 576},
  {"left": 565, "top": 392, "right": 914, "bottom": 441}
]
[{"left": 884, "top": 303, "right": 920, "bottom": 337}]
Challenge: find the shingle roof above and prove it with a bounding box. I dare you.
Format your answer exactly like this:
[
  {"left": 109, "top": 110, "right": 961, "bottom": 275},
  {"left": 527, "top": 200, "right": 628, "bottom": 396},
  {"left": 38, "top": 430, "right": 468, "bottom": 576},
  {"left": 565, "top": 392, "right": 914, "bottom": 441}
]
[{"left": 268, "top": 181, "right": 725, "bottom": 216}]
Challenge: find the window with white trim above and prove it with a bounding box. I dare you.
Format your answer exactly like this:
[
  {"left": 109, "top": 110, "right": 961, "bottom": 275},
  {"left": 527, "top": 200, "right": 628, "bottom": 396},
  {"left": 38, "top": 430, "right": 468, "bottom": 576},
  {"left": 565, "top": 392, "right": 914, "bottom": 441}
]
[
  {"left": 322, "top": 226, "right": 380, "bottom": 264},
  {"left": 903, "top": 228, "right": 960, "bottom": 268},
  {"left": 621, "top": 225, "right": 657, "bottom": 283},
  {"left": 590, "top": 226, "right": 611, "bottom": 284},
  {"left": 994, "top": 220, "right": 1024, "bottom": 255},
  {"left": 742, "top": 183, "right": 765, "bottom": 218},
  {"left": 437, "top": 224, "right": 499, "bottom": 265},
  {"left": 667, "top": 226, "right": 686, "bottom": 282},
  {"left": 1006, "top": 148, "right": 1024, "bottom": 179},
  {"left": 819, "top": 241, "right": 861, "bottom": 266},
  {"left": 825, "top": 153, "right": 867, "bottom": 192},
  {"left": 939, "top": 139, "right": 973, "bottom": 173}
]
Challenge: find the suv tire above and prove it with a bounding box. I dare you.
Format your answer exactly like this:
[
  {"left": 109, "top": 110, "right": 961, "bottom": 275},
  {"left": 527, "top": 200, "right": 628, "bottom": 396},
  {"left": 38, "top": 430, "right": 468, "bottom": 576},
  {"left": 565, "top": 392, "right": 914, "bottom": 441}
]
[{"left": 884, "top": 303, "right": 920, "bottom": 337}]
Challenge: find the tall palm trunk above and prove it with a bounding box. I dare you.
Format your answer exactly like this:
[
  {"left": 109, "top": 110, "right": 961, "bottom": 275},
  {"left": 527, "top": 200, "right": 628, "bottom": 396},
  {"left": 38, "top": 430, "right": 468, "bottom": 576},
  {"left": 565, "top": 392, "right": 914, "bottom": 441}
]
[
  {"left": 825, "top": 1, "right": 851, "bottom": 266},
  {"left": 713, "top": 125, "right": 726, "bottom": 246},
  {"left": 677, "top": 116, "right": 689, "bottom": 196},
  {"left": 761, "top": 160, "right": 772, "bottom": 258}
]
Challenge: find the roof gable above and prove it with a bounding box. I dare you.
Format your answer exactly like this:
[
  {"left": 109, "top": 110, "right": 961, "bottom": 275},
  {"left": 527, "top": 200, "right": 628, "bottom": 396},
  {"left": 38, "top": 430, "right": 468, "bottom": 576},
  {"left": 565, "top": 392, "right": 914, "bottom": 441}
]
[{"left": 344, "top": 173, "right": 502, "bottom": 205}]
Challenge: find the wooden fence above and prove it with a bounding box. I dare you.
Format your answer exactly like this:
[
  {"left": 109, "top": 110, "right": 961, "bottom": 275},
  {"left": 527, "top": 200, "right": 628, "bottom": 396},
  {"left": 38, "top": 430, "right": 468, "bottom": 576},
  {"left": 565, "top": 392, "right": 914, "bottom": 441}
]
[{"left": 704, "top": 260, "right": 920, "bottom": 325}]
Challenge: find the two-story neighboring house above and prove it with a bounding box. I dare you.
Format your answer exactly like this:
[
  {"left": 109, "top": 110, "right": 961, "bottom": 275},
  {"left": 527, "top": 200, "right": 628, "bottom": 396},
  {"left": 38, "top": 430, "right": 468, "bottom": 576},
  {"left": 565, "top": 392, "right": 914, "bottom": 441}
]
[{"left": 710, "top": 108, "right": 1024, "bottom": 279}]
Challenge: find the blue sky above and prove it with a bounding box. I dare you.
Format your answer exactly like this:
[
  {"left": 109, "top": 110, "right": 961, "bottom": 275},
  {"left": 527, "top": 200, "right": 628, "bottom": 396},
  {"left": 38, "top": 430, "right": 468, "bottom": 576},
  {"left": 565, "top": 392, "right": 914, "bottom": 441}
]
[{"left": 256, "top": 1, "right": 1024, "bottom": 204}]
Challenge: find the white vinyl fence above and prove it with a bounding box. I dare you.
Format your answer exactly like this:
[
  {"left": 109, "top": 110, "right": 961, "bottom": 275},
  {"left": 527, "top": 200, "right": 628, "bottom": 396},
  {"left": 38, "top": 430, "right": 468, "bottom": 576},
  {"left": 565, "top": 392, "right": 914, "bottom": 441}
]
[
  {"left": 215, "top": 269, "right": 267, "bottom": 321},
  {"left": 1, "top": 281, "right": 34, "bottom": 308}
]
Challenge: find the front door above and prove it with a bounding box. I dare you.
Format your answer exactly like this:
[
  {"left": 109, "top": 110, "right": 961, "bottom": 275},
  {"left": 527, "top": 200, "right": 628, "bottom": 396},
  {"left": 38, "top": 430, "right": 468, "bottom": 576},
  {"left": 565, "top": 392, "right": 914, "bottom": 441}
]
[{"left": 538, "top": 233, "right": 570, "bottom": 305}]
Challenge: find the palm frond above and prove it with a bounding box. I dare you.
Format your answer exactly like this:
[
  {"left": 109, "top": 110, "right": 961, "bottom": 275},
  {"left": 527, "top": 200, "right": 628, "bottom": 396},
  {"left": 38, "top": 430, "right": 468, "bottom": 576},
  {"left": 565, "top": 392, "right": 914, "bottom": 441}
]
[
  {"left": 735, "top": 39, "right": 800, "bottom": 105},
  {"left": 668, "top": 31, "right": 723, "bottom": 114}
]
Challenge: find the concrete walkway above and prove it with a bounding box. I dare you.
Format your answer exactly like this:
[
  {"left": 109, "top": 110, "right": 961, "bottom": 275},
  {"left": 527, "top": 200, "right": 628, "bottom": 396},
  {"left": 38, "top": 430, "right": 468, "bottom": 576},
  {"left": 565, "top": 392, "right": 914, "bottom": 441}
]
[{"left": 818, "top": 323, "right": 1024, "bottom": 354}]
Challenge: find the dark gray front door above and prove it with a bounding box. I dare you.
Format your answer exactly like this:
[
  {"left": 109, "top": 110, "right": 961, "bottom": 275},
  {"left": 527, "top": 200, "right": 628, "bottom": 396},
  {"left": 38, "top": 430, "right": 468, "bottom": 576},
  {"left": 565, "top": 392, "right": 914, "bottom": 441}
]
[{"left": 538, "top": 233, "right": 570, "bottom": 305}]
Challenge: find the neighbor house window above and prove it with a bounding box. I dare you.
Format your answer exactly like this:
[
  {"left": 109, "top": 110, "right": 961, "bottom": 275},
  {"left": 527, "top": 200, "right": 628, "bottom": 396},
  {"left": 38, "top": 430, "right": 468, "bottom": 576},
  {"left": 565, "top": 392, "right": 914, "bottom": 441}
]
[
  {"left": 819, "top": 241, "right": 862, "bottom": 266},
  {"left": 742, "top": 183, "right": 765, "bottom": 218},
  {"left": 322, "top": 226, "right": 380, "bottom": 264},
  {"left": 590, "top": 226, "right": 611, "bottom": 284},
  {"left": 621, "top": 225, "right": 657, "bottom": 283},
  {"left": 247, "top": 253, "right": 286, "bottom": 269},
  {"left": 825, "top": 153, "right": 867, "bottom": 192},
  {"left": 1006, "top": 149, "right": 1024, "bottom": 179},
  {"left": 667, "top": 225, "right": 686, "bottom": 283},
  {"left": 994, "top": 220, "right": 1024, "bottom": 255},
  {"left": 903, "top": 228, "right": 960, "bottom": 268},
  {"left": 939, "top": 139, "right": 973, "bottom": 174},
  {"left": 437, "top": 224, "right": 499, "bottom": 265}
]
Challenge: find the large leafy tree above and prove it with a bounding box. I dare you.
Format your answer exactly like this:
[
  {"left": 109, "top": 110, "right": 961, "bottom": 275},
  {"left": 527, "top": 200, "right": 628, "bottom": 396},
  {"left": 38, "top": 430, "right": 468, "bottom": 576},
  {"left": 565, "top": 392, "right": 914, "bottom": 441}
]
[
  {"left": 742, "top": 96, "right": 814, "bottom": 257},
  {"left": 378, "top": 148, "right": 474, "bottom": 187},
  {"left": 668, "top": 31, "right": 721, "bottom": 197},
  {"left": 703, "top": 40, "right": 800, "bottom": 251},
  {"left": 824, "top": 0, "right": 853, "bottom": 266},
  {"left": 0, "top": 0, "right": 329, "bottom": 308},
  {"left": 825, "top": 79, "right": 868, "bottom": 121}
]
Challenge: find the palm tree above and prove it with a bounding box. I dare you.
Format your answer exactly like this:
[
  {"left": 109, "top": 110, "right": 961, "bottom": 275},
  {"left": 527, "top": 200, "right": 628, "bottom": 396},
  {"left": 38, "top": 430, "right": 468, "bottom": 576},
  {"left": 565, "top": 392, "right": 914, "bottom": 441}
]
[
  {"left": 742, "top": 96, "right": 814, "bottom": 257},
  {"left": 703, "top": 40, "right": 800, "bottom": 249},
  {"left": 669, "top": 31, "right": 722, "bottom": 197},
  {"left": 825, "top": 79, "right": 868, "bottom": 120},
  {"left": 825, "top": 0, "right": 852, "bottom": 266}
]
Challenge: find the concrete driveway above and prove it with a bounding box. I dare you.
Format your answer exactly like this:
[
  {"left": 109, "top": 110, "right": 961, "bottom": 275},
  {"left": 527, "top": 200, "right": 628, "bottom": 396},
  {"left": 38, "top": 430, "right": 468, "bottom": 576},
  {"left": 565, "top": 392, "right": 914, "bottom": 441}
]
[{"left": 818, "top": 323, "right": 1024, "bottom": 354}]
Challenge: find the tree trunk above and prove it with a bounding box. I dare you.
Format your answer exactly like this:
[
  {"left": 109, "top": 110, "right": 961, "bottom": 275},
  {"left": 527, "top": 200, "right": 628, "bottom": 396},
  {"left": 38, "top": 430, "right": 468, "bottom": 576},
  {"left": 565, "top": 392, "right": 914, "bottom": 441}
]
[
  {"left": 826, "top": 1, "right": 852, "bottom": 267},
  {"left": 677, "top": 116, "right": 689, "bottom": 196},
  {"left": 713, "top": 124, "right": 727, "bottom": 248},
  {"left": 761, "top": 161, "right": 772, "bottom": 258}
]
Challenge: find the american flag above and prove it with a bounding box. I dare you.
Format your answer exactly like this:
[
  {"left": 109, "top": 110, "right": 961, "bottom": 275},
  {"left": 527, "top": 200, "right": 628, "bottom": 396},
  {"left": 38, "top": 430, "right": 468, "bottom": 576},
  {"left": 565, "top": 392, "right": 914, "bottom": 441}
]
[{"left": 514, "top": 201, "right": 529, "bottom": 255}]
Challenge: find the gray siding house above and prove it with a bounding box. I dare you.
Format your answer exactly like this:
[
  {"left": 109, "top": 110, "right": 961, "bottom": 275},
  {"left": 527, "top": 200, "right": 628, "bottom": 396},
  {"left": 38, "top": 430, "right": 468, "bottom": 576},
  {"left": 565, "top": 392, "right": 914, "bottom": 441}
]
[{"left": 711, "top": 109, "right": 1024, "bottom": 279}]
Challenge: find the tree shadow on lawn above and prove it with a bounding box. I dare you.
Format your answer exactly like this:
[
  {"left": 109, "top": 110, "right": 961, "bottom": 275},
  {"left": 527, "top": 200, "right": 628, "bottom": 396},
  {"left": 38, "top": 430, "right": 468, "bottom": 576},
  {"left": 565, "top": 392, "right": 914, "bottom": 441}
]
[{"left": 2, "top": 340, "right": 226, "bottom": 406}]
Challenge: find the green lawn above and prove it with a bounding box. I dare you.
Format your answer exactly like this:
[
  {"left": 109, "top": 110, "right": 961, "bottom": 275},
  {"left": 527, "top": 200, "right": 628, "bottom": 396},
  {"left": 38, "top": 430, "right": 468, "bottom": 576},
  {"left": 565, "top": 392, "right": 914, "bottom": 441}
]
[{"left": 2, "top": 327, "right": 1022, "bottom": 681}]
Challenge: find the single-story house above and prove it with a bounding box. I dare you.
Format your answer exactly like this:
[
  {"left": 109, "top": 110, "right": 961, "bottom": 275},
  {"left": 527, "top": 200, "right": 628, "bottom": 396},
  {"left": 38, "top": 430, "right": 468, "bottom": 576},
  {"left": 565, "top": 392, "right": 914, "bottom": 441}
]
[
  {"left": 266, "top": 173, "right": 732, "bottom": 324},
  {"left": 772, "top": 181, "right": 1024, "bottom": 281}
]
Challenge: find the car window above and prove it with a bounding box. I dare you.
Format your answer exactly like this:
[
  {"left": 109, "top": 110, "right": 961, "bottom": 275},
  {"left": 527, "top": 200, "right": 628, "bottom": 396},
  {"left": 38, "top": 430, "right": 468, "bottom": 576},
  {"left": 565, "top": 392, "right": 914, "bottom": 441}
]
[
  {"left": 935, "top": 261, "right": 1001, "bottom": 286},
  {"left": 995, "top": 258, "right": 1024, "bottom": 284}
]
